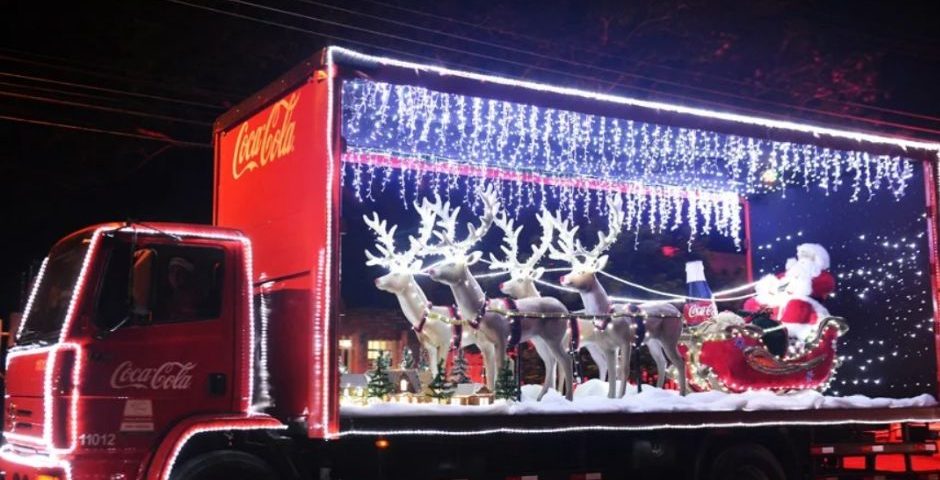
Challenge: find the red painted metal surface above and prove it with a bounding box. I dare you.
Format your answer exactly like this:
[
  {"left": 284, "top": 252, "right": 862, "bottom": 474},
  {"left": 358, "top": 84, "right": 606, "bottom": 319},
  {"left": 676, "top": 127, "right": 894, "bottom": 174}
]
[{"left": 214, "top": 73, "right": 340, "bottom": 438}]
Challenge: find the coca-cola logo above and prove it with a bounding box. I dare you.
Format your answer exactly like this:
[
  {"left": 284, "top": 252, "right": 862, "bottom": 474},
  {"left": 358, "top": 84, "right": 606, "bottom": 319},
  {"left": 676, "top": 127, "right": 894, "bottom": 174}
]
[
  {"left": 110, "top": 361, "right": 196, "bottom": 390},
  {"left": 232, "top": 92, "right": 300, "bottom": 180},
  {"left": 684, "top": 302, "right": 717, "bottom": 325}
]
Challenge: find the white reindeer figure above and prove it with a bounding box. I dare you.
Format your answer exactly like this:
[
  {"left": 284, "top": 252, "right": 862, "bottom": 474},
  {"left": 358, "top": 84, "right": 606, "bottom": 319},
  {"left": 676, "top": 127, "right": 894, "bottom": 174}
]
[
  {"left": 549, "top": 196, "right": 688, "bottom": 398},
  {"left": 488, "top": 209, "right": 609, "bottom": 388},
  {"left": 426, "top": 188, "right": 575, "bottom": 400},
  {"left": 363, "top": 198, "right": 474, "bottom": 378}
]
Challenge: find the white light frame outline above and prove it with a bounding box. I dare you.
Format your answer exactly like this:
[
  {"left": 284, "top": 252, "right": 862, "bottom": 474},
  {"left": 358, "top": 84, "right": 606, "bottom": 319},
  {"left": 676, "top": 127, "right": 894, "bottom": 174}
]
[
  {"left": 321, "top": 47, "right": 338, "bottom": 437},
  {"left": 338, "top": 414, "right": 940, "bottom": 437},
  {"left": 15, "top": 256, "right": 49, "bottom": 339},
  {"left": 329, "top": 47, "right": 940, "bottom": 154}
]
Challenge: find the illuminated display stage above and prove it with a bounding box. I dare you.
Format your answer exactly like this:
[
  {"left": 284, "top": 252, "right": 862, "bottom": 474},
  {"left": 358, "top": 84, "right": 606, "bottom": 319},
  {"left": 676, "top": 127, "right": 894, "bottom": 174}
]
[{"left": 332, "top": 49, "right": 940, "bottom": 422}]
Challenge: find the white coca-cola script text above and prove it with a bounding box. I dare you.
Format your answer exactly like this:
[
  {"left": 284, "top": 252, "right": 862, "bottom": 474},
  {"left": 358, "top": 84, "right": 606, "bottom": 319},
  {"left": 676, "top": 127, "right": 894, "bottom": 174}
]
[
  {"left": 110, "top": 361, "right": 196, "bottom": 390},
  {"left": 231, "top": 92, "right": 300, "bottom": 180},
  {"left": 685, "top": 303, "right": 717, "bottom": 318}
]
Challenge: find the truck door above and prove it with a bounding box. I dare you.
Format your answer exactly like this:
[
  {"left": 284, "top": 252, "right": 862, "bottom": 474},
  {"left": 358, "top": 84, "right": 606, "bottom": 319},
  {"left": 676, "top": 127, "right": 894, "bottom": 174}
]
[{"left": 78, "top": 236, "right": 236, "bottom": 450}]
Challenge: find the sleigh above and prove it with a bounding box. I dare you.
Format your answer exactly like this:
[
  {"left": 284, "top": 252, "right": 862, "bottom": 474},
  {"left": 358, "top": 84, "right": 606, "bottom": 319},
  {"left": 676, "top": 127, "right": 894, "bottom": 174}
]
[{"left": 682, "top": 317, "right": 849, "bottom": 393}]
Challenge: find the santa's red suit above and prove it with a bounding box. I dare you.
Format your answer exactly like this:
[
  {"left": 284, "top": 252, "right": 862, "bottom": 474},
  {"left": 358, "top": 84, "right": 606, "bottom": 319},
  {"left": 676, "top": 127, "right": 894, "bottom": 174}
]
[{"left": 776, "top": 244, "right": 836, "bottom": 341}]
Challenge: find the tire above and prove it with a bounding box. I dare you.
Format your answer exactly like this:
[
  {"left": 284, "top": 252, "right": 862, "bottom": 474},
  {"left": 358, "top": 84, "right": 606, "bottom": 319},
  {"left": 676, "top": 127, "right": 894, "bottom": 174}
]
[
  {"left": 172, "top": 450, "right": 279, "bottom": 480},
  {"left": 707, "top": 443, "right": 787, "bottom": 480}
]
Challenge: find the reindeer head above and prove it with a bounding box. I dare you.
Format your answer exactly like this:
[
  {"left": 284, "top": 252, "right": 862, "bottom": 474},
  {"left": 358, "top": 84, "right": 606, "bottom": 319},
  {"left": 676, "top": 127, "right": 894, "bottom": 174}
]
[
  {"left": 489, "top": 207, "right": 554, "bottom": 298},
  {"left": 548, "top": 195, "right": 625, "bottom": 292},
  {"left": 426, "top": 187, "right": 500, "bottom": 286},
  {"left": 363, "top": 197, "right": 439, "bottom": 294}
]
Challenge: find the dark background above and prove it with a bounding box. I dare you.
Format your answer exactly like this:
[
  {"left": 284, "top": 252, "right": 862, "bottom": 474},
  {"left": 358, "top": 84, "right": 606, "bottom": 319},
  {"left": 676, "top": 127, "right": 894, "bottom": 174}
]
[
  {"left": 3, "top": 1, "right": 940, "bottom": 396},
  {"left": 749, "top": 167, "right": 935, "bottom": 398}
]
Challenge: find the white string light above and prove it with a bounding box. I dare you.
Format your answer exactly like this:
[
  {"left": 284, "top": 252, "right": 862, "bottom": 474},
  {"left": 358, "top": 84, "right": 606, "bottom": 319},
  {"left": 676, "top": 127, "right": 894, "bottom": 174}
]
[
  {"left": 338, "top": 413, "right": 940, "bottom": 438},
  {"left": 330, "top": 46, "right": 940, "bottom": 154}
]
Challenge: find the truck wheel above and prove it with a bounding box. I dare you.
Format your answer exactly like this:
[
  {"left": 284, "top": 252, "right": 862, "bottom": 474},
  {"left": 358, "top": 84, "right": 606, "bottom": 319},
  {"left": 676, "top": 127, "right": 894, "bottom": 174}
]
[
  {"left": 707, "top": 444, "right": 786, "bottom": 480},
  {"left": 172, "top": 450, "right": 278, "bottom": 480}
]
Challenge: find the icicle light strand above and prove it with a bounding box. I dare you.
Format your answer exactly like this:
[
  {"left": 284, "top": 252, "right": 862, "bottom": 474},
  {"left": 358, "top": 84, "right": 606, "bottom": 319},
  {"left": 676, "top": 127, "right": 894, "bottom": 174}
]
[{"left": 342, "top": 80, "right": 915, "bottom": 202}]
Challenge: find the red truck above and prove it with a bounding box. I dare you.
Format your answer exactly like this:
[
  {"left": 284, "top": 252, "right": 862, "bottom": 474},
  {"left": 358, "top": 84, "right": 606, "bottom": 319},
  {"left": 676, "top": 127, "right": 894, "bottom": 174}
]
[{"left": 3, "top": 46, "right": 940, "bottom": 480}]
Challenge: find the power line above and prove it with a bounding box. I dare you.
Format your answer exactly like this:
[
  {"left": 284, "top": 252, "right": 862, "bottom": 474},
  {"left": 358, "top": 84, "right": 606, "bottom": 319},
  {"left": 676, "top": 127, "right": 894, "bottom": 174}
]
[
  {"left": 0, "top": 79, "right": 129, "bottom": 104},
  {"left": 0, "top": 50, "right": 244, "bottom": 104},
  {"left": 0, "top": 90, "right": 212, "bottom": 126},
  {"left": 227, "top": 0, "right": 940, "bottom": 135},
  {"left": 176, "top": 0, "right": 940, "bottom": 138},
  {"left": 306, "top": 0, "right": 940, "bottom": 126},
  {"left": 0, "top": 72, "right": 224, "bottom": 110},
  {"left": 0, "top": 114, "right": 210, "bottom": 147}
]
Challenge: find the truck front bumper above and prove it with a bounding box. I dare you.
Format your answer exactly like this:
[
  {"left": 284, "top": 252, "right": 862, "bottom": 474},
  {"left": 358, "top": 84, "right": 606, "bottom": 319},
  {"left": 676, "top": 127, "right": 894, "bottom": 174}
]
[{"left": 0, "top": 446, "right": 69, "bottom": 480}]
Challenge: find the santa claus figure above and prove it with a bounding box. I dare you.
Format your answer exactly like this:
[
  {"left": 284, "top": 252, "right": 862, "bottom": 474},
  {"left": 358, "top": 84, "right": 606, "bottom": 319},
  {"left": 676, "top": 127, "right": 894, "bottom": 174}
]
[
  {"left": 777, "top": 243, "right": 837, "bottom": 344},
  {"left": 742, "top": 274, "right": 784, "bottom": 318},
  {"left": 741, "top": 274, "right": 789, "bottom": 356}
]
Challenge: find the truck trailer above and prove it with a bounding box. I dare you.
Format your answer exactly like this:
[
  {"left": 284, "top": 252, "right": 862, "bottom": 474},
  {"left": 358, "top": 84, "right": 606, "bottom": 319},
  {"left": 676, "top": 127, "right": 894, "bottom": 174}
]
[{"left": 3, "top": 46, "right": 940, "bottom": 480}]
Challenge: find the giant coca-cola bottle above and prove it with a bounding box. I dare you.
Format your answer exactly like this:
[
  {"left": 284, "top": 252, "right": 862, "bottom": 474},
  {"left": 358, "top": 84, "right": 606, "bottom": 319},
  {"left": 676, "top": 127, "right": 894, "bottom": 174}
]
[{"left": 683, "top": 260, "right": 717, "bottom": 326}]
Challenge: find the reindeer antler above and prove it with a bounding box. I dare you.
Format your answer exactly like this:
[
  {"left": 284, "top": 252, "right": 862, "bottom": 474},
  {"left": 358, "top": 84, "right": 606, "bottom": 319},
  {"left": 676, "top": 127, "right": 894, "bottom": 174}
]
[
  {"left": 363, "top": 196, "right": 440, "bottom": 271},
  {"left": 579, "top": 194, "right": 625, "bottom": 260},
  {"left": 547, "top": 211, "right": 583, "bottom": 267},
  {"left": 547, "top": 194, "right": 625, "bottom": 271},
  {"left": 431, "top": 187, "right": 500, "bottom": 256},
  {"left": 524, "top": 208, "right": 556, "bottom": 270},
  {"left": 488, "top": 210, "right": 523, "bottom": 272}
]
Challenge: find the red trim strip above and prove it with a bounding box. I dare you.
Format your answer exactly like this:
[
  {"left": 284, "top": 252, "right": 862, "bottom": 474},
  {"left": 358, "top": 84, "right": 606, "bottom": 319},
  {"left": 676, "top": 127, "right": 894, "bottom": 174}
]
[{"left": 344, "top": 152, "right": 737, "bottom": 199}]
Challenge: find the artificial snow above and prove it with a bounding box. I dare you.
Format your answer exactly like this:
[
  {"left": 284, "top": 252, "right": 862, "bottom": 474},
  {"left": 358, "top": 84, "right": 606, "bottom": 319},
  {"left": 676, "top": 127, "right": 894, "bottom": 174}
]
[{"left": 341, "top": 379, "right": 937, "bottom": 417}]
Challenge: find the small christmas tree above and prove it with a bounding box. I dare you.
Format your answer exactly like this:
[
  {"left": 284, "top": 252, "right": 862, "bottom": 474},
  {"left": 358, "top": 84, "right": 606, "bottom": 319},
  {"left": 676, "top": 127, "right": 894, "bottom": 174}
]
[
  {"left": 494, "top": 357, "right": 520, "bottom": 401},
  {"left": 366, "top": 352, "right": 395, "bottom": 400},
  {"left": 400, "top": 347, "right": 415, "bottom": 370},
  {"left": 427, "top": 359, "right": 455, "bottom": 401},
  {"left": 449, "top": 349, "right": 472, "bottom": 384}
]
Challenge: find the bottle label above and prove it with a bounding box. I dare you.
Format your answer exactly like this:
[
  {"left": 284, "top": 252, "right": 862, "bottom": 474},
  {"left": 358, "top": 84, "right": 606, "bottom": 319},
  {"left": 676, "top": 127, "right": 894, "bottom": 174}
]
[{"left": 684, "top": 301, "right": 717, "bottom": 326}]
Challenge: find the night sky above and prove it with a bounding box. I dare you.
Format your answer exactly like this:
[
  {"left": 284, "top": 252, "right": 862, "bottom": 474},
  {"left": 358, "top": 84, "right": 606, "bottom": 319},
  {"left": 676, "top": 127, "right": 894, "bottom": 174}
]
[{"left": 4, "top": 1, "right": 940, "bottom": 398}]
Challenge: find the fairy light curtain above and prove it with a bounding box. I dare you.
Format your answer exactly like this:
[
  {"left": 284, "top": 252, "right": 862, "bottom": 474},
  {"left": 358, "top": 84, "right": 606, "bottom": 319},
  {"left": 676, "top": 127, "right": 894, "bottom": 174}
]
[
  {"left": 340, "top": 78, "right": 916, "bottom": 246},
  {"left": 751, "top": 166, "right": 934, "bottom": 398}
]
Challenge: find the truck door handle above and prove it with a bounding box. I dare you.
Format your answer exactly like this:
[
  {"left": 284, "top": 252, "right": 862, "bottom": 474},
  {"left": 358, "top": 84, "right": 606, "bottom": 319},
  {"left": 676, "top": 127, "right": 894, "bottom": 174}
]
[{"left": 208, "top": 373, "right": 227, "bottom": 396}]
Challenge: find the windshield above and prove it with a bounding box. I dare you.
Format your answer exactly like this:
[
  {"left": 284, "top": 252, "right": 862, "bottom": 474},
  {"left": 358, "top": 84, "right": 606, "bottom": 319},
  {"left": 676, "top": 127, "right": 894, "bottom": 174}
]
[{"left": 17, "top": 234, "right": 92, "bottom": 345}]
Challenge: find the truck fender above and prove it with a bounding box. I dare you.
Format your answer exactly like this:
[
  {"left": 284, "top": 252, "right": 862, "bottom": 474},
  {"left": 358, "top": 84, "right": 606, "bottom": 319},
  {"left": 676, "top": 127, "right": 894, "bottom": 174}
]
[{"left": 140, "top": 413, "right": 286, "bottom": 480}]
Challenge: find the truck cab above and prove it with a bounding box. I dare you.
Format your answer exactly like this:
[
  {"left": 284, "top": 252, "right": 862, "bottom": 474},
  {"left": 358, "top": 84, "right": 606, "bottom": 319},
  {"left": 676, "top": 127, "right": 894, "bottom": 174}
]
[{"left": 1, "top": 223, "right": 263, "bottom": 480}]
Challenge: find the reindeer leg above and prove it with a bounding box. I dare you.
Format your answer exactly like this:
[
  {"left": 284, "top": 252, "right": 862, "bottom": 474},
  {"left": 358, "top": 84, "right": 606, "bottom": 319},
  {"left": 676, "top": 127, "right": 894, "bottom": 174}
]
[
  {"left": 545, "top": 339, "right": 574, "bottom": 401},
  {"left": 586, "top": 343, "right": 608, "bottom": 381},
  {"left": 478, "top": 342, "right": 496, "bottom": 391},
  {"left": 618, "top": 340, "right": 632, "bottom": 398},
  {"left": 439, "top": 344, "right": 450, "bottom": 379},
  {"left": 427, "top": 343, "right": 440, "bottom": 378},
  {"left": 532, "top": 338, "right": 556, "bottom": 396},
  {"left": 604, "top": 348, "right": 618, "bottom": 398},
  {"left": 493, "top": 336, "right": 508, "bottom": 391},
  {"left": 662, "top": 339, "right": 687, "bottom": 396},
  {"left": 647, "top": 338, "right": 668, "bottom": 389}
]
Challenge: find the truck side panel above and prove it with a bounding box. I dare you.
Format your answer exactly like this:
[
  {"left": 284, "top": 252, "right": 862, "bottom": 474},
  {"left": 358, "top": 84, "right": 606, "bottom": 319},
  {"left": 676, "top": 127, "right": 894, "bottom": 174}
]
[{"left": 214, "top": 72, "right": 339, "bottom": 438}]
